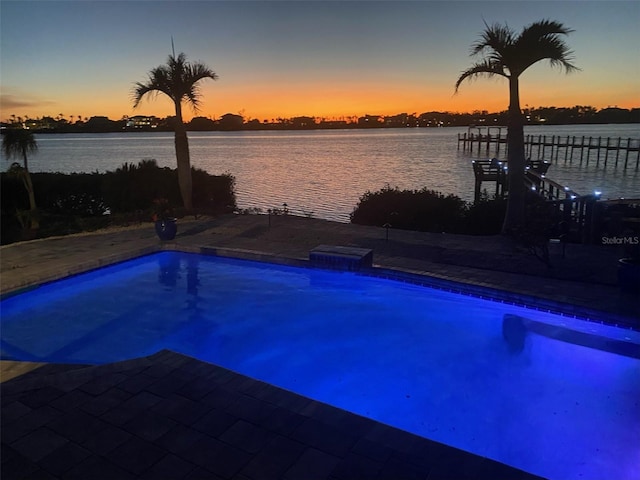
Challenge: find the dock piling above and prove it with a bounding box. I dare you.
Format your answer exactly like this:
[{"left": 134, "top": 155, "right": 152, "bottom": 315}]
[{"left": 457, "top": 128, "right": 639, "bottom": 170}]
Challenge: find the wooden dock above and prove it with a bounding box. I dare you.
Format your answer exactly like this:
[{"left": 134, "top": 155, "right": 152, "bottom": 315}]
[
  {"left": 471, "top": 159, "right": 640, "bottom": 244},
  {"left": 458, "top": 127, "right": 640, "bottom": 169},
  {"left": 471, "top": 158, "right": 549, "bottom": 203}
]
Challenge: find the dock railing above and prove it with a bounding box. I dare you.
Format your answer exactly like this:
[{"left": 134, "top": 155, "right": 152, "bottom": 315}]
[
  {"left": 524, "top": 169, "right": 600, "bottom": 243},
  {"left": 524, "top": 169, "right": 580, "bottom": 201},
  {"left": 471, "top": 158, "right": 508, "bottom": 202},
  {"left": 470, "top": 151, "right": 639, "bottom": 243}
]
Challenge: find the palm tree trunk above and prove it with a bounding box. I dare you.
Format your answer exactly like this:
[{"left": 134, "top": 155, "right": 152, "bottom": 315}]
[
  {"left": 173, "top": 102, "right": 193, "bottom": 212},
  {"left": 502, "top": 76, "right": 526, "bottom": 234},
  {"left": 22, "top": 151, "right": 39, "bottom": 229}
]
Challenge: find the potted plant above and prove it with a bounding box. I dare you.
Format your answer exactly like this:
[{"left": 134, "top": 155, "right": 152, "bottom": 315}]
[{"left": 152, "top": 198, "right": 178, "bottom": 241}]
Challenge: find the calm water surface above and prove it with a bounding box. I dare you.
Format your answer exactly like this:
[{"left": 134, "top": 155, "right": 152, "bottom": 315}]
[{"left": 6, "top": 124, "right": 639, "bottom": 222}]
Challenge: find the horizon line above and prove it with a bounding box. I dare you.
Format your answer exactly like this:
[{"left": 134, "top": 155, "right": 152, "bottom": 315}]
[{"left": 3, "top": 104, "right": 639, "bottom": 125}]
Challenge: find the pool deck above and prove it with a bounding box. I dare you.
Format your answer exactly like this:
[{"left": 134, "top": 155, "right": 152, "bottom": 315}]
[{"left": 2, "top": 214, "right": 638, "bottom": 479}]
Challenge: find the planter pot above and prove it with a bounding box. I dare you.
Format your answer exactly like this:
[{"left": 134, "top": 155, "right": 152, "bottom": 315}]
[
  {"left": 617, "top": 258, "right": 640, "bottom": 293},
  {"left": 154, "top": 218, "right": 178, "bottom": 241}
]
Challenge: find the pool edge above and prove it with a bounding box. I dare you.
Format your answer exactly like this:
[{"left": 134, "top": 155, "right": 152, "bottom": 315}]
[
  {"left": 2, "top": 242, "right": 638, "bottom": 331},
  {"left": 182, "top": 244, "right": 640, "bottom": 330}
]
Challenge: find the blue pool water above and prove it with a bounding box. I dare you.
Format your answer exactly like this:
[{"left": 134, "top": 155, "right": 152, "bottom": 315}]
[{"left": 1, "top": 252, "right": 639, "bottom": 480}]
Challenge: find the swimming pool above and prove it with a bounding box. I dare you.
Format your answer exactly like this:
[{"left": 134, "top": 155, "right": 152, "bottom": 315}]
[{"left": 1, "top": 251, "right": 639, "bottom": 480}]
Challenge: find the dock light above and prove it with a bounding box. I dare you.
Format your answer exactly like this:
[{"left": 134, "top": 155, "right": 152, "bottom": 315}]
[
  {"left": 570, "top": 195, "right": 577, "bottom": 199},
  {"left": 594, "top": 190, "right": 602, "bottom": 196},
  {"left": 541, "top": 174, "right": 546, "bottom": 178},
  {"left": 531, "top": 186, "right": 536, "bottom": 191},
  {"left": 564, "top": 186, "right": 570, "bottom": 191}
]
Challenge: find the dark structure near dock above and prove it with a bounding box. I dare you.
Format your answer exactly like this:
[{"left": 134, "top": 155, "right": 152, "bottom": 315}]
[
  {"left": 459, "top": 127, "right": 640, "bottom": 169},
  {"left": 472, "top": 158, "right": 550, "bottom": 203},
  {"left": 466, "top": 127, "right": 640, "bottom": 244}
]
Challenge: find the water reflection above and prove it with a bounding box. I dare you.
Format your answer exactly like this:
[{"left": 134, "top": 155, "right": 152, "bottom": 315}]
[
  {"left": 186, "top": 256, "right": 200, "bottom": 297},
  {"left": 158, "top": 252, "right": 181, "bottom": 288}
]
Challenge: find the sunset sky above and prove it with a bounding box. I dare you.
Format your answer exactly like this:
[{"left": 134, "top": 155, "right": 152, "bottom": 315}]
[{"left": 1, "top": 0, "right": 638, "bottom": 123}]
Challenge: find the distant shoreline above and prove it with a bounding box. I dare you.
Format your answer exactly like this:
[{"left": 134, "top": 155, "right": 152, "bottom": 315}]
[
  {"left": 2, "top": 105, "right": 638, "bottom": 134},
  {"left": 2, "top": 121, "right": 640, "bottom": 136}
]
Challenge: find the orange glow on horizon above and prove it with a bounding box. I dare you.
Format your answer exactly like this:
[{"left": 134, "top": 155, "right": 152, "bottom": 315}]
[
  {"left": 2, "top": 58, "right": 638, "bottom": 123},
  {"left": 2, "top": 81, "right": 638, "bottom": 124}
]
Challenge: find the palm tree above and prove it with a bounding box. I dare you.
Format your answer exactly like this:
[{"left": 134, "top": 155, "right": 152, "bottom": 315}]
[
  {"left": 133, "top": 52, "right": 218, "bottom": 211},
  {"left": 2, "top": 128, "right": 39, "bottom": 228},
  {"left": 455, "top": 20, "right": 578, "bottom": 233}
]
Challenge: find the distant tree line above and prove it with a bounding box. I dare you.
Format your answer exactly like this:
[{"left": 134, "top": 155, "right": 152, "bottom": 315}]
[{"left": 2, "top": 105, "right": 638, "bottom": 134}]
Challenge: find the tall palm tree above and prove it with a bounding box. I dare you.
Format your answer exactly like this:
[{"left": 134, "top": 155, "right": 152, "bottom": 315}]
[
  {"left": 133, "top": 52, "right": 218, "bottom": 211},
  {"left": 2, "top": 128, "right": 39, "bottom": 228},
  {"left": 455, "top": 20, "right": 578, "bottom": 233}
]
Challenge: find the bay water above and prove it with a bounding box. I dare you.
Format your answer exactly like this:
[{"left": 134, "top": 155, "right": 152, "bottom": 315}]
[{"left": 4, "top": 124, "right": 639, "bottom": 222}]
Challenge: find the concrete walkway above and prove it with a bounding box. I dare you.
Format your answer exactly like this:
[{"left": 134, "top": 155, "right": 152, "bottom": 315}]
[{"left": 1, "top": 214, "right": 638, "bottom": 479}]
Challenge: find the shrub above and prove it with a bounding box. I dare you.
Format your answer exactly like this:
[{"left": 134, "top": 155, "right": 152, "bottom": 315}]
[
  {"left": 350, "top": 185, "right": 467, "bottom": 233},
  {"left": 102, "top": 160, "right": 236, "bottom": 216},
  {"left": 464, "top": 193, "right": 507, "bottom": 235},
  {"left": 34, "top": 172, "right": 107, "bottom": 216},
  {"left": 192, "top": 168, "right": 236, "bottom": 214},
  {"left": 0, "top": 159, "right": 236, "bottom": 244},
  {"left": 351, "top": 186, "right": 511, "bottom": 235},
  {"left": 102, "top": 159, "right": 179, "bottom": 214}
]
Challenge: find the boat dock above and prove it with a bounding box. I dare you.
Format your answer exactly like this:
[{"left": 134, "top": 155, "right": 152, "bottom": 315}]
[
  {"left": 458, "top": 127, "right": 640, "bottom": 169},
  {"left": 471, "top": 158, "right": 640, "bottom": 244},
  {"left": 471, "top": 158, "right": 549, "bottom": 203}
]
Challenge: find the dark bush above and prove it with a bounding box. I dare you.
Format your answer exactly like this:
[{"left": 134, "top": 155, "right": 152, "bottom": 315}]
[
  {"left": 1, "top": 173, "right": 28, "bottom": 211},
  {"left": 351, "top": 186, "right": 510, "bottom": 235},
  {"left": 35, "top": 212, "right": 112, "bottom": 238},
  {"left": 102, "top": 159, "right": 178, "bottom": 214},
  {"left": 192, "top": 168, "right": 236, "bottom": 214},
  {"left": 1, "top": 159, "right": 236, "bottom": 244},
  {"left": 101, "top": 159, "right": 236, "bottom": 216},
  {"left": 34, "top": 172, "right": 107, "bottom": 216},
  {"left": 464, "top": 194, "right": 507, "bottom": 235},
  {"left": 350, "top": 185, "right": 467, "bottom": 233},
  {"left": 2, "top": 170, "right": 107, "bottom": 216}
]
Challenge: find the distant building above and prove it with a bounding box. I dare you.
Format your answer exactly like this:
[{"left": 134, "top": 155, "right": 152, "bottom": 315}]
[
  {"left": 357, "top": 115, "right": 383, "bottom": 127},
  {"left": 125, "top": 115, "right": 159, "bottom": 129},
  {"left": 384, "top": 113, "right": 419, "bottom": 128}
]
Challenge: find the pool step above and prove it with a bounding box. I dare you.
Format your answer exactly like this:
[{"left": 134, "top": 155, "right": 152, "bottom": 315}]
[
  {"left": 503, "top": 314, "right": 640, "bottom": 359},
  {"left": 309, "top": 245, "right": 373, "bottom": 271}
]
